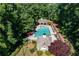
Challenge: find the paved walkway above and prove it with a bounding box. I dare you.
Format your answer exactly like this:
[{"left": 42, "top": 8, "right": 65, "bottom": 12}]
[
  {"left": 14, "top": 21, "right": 75, "bottom": 56},
  {"left": 52, "top": 22, "right": 65, "bottom": 42}
]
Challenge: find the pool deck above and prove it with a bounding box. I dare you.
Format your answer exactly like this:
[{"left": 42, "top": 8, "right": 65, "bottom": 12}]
[
  {"left": 52, "top": 22, "right": 65, "bottom": 42},
  {"left": 27, "top": 21, "right": 66, "bottom": 51}
]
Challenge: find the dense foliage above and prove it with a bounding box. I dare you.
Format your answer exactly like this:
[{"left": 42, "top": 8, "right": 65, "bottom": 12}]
[
  {"left": 0, "top": 4, "right": 58, "bottom": 55},
  {"left": 57, "top": 4, "right": 79, "bottom": 55},
  {"left": 48, "top": 40, "right": 70, "bottom": 56},
  {"left": 0, "top": 3, "right": 79, "bottom": 56}
]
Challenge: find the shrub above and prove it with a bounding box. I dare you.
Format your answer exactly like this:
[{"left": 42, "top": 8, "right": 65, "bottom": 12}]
[
  {"left": 45, "top": 51, "right": 52, "bottom": 56},
  {"left": 37, "top": 51, "right": 43, "bottom": 56},
  {"left": 48, "top": 40, "right": 70, "bottom": 56}
]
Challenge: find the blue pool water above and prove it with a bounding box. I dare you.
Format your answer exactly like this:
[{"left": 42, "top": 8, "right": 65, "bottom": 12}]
[{"left": 35, "top": 26, "right": 51, "bottom": 38}]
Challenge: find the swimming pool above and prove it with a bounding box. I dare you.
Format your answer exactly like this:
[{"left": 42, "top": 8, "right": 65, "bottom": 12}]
[{"left": 35, "top": 26, "right": 51, "bottom": 38}]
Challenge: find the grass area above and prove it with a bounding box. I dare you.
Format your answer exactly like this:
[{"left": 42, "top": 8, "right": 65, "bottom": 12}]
[
  {"left": 11, "top": 41, "right": 74, "bottom": 56},
  {"left": 10, "top": 41, "right": 28, "bottom": 56},
  {"left": 11, "top": 40, "right": 54, "bottom": 56},
  {"left": 37, "top": 51, "right": 53, "bottom": 56},
  {"left": 10, "top": 23, "right": 75, "bottom": 56},
  {"left": 64, "top": 38, "right": 75, "bottom": 55},
  {"left": 10, "top": 47, "right": 21, "bottom": 56},
  {"left": 15, "top": 40, "right": 37, "bottom": 56},
  {"left": 11, "top": 37, "right": 74, "bottom": 56}
]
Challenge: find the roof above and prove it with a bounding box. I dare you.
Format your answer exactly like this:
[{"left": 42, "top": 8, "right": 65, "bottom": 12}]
[{"left": 38, "top": 18, "right": 48, "bottom": 23}]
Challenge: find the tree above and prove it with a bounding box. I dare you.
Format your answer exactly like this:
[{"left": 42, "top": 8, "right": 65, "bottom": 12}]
[
  {"left": 0, "top": 3, "right": 58, "bottom": 55},
  {"left": 57, "top": 4, "right": 79, "bottom": 55},
  {"left": 48, "top": 40, "right": 70, "bottom": 56}
]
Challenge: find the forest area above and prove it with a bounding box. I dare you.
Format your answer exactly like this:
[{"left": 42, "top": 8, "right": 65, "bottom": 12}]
[{"left": 0, "top": 3, "right": 79, "bottom": 56}]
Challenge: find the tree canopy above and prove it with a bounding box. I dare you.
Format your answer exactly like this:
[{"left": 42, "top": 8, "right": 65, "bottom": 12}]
[{"left": 0, "top": 3, "right": 79, "bottom": 56}]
